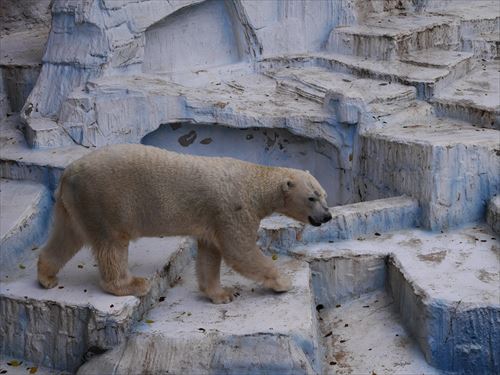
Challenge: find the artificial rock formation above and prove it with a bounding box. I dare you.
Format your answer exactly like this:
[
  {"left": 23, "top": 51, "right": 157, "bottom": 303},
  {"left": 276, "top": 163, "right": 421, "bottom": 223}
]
[{"left": 0, "top": 0, "right": 499, "bottom": 374}]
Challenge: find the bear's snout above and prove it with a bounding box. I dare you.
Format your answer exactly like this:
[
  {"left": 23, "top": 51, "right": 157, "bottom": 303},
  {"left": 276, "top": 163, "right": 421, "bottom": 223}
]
[
  {"left": 323, "top": 212, "right": 332, "bottom": 223},
  {"left": 308, "top": 211, "right": 332, "bottom": 227}
]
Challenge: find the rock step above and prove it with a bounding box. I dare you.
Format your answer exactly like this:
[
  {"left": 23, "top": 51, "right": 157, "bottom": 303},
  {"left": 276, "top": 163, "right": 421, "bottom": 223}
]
[
  {"left": 426, "top": 1, "right": 500, "bottom": 60},
  {"left": 0, "top": 237, "right": 195, "bottom": 372},
  {"left": 77, "top": 258, "right": 320, "bottom": 375},
  {"left": 326, "top": 13, "right": 458, "bottom": 60},
  {"left": 0, "top": 114, "right": 89, "bottom": 189},
  {"left": 0, "top": 27, "right": 48, "bottom": 115},
  {"left": 0, "top": 179, "right": 51, "bottom": 276},
  {"left": 292, "top": 225, "right": 499, "bottom": 374},
  {"left": 269, "top": 66, "right": 417, "bottom": 116},
  {"left": 432, "top": 61, "right": 500, "bottom": 129},
  {"left": 318, "top": 290, "right": 440, "bottom": 375},
  {"left": 23, "top": 118, "right": 76, "bottom": 149},
  {"left": 30, "top": 71, "right": 342, "bottom": 148},
  {"left": 358, "top": 117, "right": 499, "bottom": 230},
  {"left": 258, "top": 195, "right": 419, "bottom": 254},
  {"left": 462, "top": 31, "right": 500, "bottom": 60},
  {"left": 400, "top": 48, "right": 473, "bottom": 70},
  {"left": 260, "top": 52, "right": 469, "bottom": 99}
]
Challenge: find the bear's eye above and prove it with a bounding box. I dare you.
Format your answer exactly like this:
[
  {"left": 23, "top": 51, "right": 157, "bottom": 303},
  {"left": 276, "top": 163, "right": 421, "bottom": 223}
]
[{"left": 308, "top": 197, "right": 316, "bottom": 202}]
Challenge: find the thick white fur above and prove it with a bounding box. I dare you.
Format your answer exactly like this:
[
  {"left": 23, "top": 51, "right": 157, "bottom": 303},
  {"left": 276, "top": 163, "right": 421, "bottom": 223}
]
[{"left": 38, "top": 144, "right": 330, "bottom": 303}]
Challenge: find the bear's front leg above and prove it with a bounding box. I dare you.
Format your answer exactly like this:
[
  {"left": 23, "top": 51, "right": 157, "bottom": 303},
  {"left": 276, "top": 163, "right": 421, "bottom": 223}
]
[
  {"left": 196, "top": 239, "right": 235, "bottom": 304},
  {"left": 93, "top": 239, "right": 151, "bottom": 297},
  {"left": 218, "top": 231, "right": 292, "bottom": 293}
]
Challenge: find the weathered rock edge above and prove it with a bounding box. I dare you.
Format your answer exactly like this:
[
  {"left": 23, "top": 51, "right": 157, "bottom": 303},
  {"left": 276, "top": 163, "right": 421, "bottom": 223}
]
[{"left": 0, "top": 238, "right": 194, "bottom": 372}]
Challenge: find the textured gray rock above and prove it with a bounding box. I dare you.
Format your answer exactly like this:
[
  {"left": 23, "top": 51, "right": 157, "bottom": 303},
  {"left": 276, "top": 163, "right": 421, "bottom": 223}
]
[
  {"left": 433, "top": 61, "right": 500, "bottom": 129},
  {"left": 0, "top": 237, "right": 194, "bottom": 372},
  {"left": 0, "top": 0, "right": 52, "bottom": 31},
  {"left": 289, "top": 226, "right": 500, "bottom": 374},
  {"left": 0, "top": 115, "right": 89, "bottom": 191},
  {"left": 258, "top": 195, "right": 419, "bottom": 253},
  {"left": 357, "top": 112, "right": 500, "bottom": 230},
  {"left": 0, "top": 179, "right": 51, "bottom": 276},
  {"left": 261, "top": 51, "right": 473, "bottom": 100},
  {"left": 0, "top": 0, "right": 499, "bottom": 373},
  {"left": 317, "top": 290, "right": 441, "bottom": 374},
  {"left": 327, "top": 13, "right": 459, "bottom": 60},
  {"left": 77, "top": 258, "right": 319, "bottom": 375},
  {"left": 487, "top": 196, "right": 500, "bottom": 234},
  {"left": 0, "top": 27, "right": 48, "bottom": 115}
]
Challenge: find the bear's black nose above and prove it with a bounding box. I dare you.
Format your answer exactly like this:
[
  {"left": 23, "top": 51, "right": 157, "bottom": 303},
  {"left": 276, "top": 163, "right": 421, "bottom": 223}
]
[{"left": 323, "top": 212, "right": 332, "bottom": 223}]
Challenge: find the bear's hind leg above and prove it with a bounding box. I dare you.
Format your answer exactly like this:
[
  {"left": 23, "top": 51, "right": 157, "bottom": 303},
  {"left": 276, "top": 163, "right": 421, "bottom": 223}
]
[
  {"left": 93, "top": 238, "right": 151, "bottom": 297},
  {"left": 196, "top": 239, "right": 234, "bottom": 304},
  {"left": 38, "top": 199, "right": 84, "bottom": 289}
]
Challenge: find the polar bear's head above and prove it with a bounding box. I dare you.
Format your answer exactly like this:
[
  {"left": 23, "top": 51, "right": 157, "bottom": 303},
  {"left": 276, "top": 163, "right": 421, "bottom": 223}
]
[{"left": 278, "top": 170, "right": 332, "bottom": 227}]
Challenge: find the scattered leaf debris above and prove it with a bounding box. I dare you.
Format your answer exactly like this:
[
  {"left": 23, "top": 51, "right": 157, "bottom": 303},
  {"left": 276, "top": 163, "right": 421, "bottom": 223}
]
[
  {"left": 145, "top": 319, "right": 154, "bottom": 324},
  {"left": 271, "top": 254, "right": 278, "bottom": 261},
  {"left": 329, "top": 361, "right": 337, "bottom": 365},
  {"left": 7, "top": 360, "right": 21, "bottom": 367},
  {"left": 374, "top": 232, "right": 381, "bottom": 236},
  {"left": 58, "top": 286, "right": 64, "bottom": 289},
  {"left": 214, "top": 101, "right": 228, "bottom": 109},
  {"left": 109, "top": 304, "right": 114, "bottom": 308},
  {"left": 316, "top": 304, "right": 324, "bottom": 312},
  {"left": 340, "top": 339, "right": 347, "bottom": 343},
  {"left": 336, "top": 304, "right": 341, "bottom": 308},
  {"left": 198, "top": 328, "right": 206, "bottom": 333},
  {"left": 18, "top": 264, "right": 25, "bottom": 270},
  {"left": 159, "top": 296, "right": 166, "bottom": 302},
  {"left": 363, "top": 305, "right": 370, "bottom": 308},
  {"left": 324, "top": 331, "right": 333, "bottom": 338},
  {"left": 29, "top": 367, "right": 38, "bottom": 374}
]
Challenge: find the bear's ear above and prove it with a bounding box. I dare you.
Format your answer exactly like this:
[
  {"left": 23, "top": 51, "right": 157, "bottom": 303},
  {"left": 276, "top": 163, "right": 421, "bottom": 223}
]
[{"left": 282, "top": 178, "right": 295, "bottom": 192}]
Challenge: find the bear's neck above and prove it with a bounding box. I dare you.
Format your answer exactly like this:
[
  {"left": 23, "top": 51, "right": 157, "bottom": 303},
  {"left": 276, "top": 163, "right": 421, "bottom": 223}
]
[{"left": 250, "top": 168, "right": 286, "bottom": 219}]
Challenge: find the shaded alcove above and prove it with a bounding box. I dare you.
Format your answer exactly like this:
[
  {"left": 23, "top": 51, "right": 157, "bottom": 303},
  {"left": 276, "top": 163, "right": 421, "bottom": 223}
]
[
  {"left": 141, "top": 123, "right": 346, "bottom": 206},
  {"left": 143, "top": 0, "right": 247, "bottom": 74}
]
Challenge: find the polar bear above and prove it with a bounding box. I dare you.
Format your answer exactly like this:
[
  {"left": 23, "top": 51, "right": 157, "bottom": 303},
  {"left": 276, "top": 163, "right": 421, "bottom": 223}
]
[{"left": 38, "top": 144, "right": 332, "bottom": 303}]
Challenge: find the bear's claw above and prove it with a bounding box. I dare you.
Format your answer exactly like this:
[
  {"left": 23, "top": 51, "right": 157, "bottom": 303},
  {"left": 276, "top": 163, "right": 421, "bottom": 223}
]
[
  {"left": 38, "top": 275, "right": 59, "bottom": 289},
  {"left": 129, "top": 276, "right": 152, "bottom": 297},
  {"left": 265, "top": 275, "right": 293, "bottom": 293},
  {"left": 207, "top": 287, "right": 235, "bottom": 304},
  {"left": 101, "top": 276, "right": 151, "bottom": 297}
]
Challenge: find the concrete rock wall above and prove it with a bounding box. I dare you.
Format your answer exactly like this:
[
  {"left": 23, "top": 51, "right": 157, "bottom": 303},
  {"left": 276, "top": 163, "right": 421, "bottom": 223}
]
[{"left": 21, "top": 0, "right": 359, "bottom": 122}]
